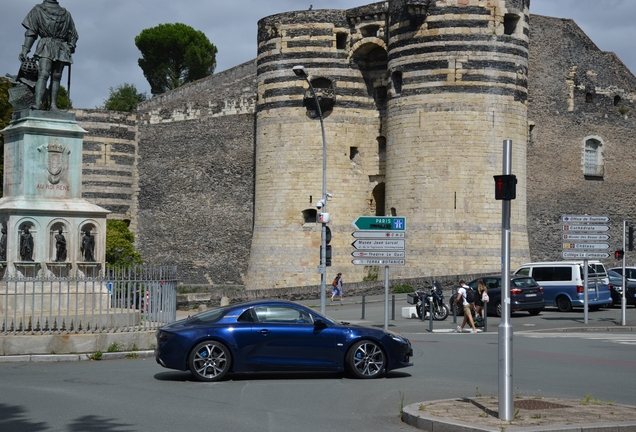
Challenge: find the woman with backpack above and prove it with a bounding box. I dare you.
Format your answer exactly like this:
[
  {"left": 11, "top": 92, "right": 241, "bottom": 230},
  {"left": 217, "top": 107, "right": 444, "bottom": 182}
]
[
  {"left": 331, "top": 273, "right": 343, "bottom": 302},
  {"left": 452, "top": 280, "right": 479, "bottom": 333},
  {"left": 474, "top": 279, "right": 489, "bottom": 322}
]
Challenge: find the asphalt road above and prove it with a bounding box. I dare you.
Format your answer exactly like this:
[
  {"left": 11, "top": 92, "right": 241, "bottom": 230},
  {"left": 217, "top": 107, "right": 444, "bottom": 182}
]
[{"left": 1, "top": 297, "right": 635, "bottom": 432}]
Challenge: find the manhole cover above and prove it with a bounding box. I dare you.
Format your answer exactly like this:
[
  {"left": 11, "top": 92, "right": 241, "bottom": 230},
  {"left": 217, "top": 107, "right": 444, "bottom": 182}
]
[{"left": 514, "top": 400, "right": 570, "bottom": 410}]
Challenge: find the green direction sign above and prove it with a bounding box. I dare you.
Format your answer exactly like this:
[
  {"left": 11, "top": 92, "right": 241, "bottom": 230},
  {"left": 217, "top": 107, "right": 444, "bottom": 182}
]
[{"left": 352, "top": 216, "right": 406, "bottom": 231}]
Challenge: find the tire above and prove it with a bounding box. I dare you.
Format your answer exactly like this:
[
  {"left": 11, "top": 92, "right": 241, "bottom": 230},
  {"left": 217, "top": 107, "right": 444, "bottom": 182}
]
[
  {"left": 347, "top": 340, "right": 386, "bottom": 379},
  {"left": 415, "top": 304, "right": 422, "bottom": 319},
  {"left": 433, "top": 304, "right": 449, "bottom": 321},
  {"left": 496, "top": 301, "right": 502, "bottom": 318},
  {"left": 188, "top": 340, "right": 232, "bottom": 382},
  {"left": 528, "top": 309, "right": 541, "bottom": 316},
  {"left": 556, "top": 296, "right": 572, "bottom": 312}
]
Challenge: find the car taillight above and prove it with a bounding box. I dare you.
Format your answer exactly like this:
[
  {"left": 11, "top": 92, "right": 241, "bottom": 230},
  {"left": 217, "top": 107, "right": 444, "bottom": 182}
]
[
  {"left": 511, "top": 288, "right": 522, "bottom": 295},
  {"left": 538, "top": 286, "right": 543, "bottom": 293},
  {"left": 577, "top": 285, "right": 584, "bottom": 293}
]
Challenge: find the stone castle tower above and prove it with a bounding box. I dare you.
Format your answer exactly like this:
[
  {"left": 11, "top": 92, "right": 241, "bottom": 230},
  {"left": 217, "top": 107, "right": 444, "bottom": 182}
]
[{"left": 246, "top": 0, "right": 532, "bottom": 288}]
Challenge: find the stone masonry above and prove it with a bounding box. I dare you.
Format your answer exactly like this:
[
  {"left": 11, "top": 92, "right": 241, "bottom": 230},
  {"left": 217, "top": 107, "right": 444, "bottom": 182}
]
[{"left": 65, "top": 2, "right": 636, "bottom": 290}]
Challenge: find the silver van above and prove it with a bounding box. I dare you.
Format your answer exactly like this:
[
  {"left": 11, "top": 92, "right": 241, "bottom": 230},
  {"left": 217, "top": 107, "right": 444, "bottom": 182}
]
[{"left": 514, "top": 261, "right": 612, "bottom": 312}]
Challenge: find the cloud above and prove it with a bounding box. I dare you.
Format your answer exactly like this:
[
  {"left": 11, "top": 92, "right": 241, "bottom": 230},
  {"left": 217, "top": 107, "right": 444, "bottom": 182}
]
[{"left": 1, "top": 0, "right": 633, "bottom": 109}]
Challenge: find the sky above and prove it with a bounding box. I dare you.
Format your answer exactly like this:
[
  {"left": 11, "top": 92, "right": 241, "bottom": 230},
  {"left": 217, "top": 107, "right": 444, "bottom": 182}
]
[{"left": 1, "top": 0, "right": 635, "bottom": 109}]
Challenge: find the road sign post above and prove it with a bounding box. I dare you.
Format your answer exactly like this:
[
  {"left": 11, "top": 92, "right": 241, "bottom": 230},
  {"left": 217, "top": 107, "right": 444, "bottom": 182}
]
[
  {"left": 351, "top": 216, "right": 407, "bottom": 331},
  {"left": 561, "top": 215, "right": 611, "bottom": 325}
]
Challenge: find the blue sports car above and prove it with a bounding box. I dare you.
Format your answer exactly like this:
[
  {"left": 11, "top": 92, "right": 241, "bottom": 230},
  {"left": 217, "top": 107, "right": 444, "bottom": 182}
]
[{"left": 155, "top": 299, "right": 413, "bottom": 381}]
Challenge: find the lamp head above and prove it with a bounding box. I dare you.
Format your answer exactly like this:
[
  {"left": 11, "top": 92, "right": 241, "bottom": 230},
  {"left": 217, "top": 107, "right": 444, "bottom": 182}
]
[{"left": 292, "top": 65, "right": 307, "bottom": 78}]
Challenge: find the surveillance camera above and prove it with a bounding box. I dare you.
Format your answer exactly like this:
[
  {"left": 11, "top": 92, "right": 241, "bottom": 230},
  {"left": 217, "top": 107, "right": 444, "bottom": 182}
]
[
  {"left": 316, "top": 200, "right": 325, "bottom": 209},
  {"left": 326, "top": 193, "right": 333, "bottom": 200}
]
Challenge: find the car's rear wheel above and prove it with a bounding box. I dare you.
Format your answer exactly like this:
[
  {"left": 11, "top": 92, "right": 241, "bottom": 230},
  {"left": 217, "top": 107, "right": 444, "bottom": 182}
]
[
  {"left": 556, "top": 296, "right": 572, "bottom": 312},
  {"left": 188, "top": 340, "right": 232, "bottom": 382},
  {"left": 495, "top": 301, "right": 502, "bottom": 318},
  {"left": 528, "top": 309, "right": 541, "bottom": 316},
  {"left": 347, "top": 340, "right": 385, "bottom": 379}
]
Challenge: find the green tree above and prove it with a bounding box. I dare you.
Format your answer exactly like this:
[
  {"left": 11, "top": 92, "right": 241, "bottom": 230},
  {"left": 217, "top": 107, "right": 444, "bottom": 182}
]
[
  {"left": 103, "top": 83, "right": 147, "bottom": 112},
  {"left": 106, "top": 220, "right": 142, "bottom": 267},
  {"left": 135, "top": 23, "right": 217, "bottom": 95}
]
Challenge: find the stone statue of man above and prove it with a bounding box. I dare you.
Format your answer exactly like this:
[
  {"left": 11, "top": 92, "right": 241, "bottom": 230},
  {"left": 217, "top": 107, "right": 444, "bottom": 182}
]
[
  {"left": 0, "top": 227, "right": 7, "bottom": 261},
  {"left": 20, "top": 226, "right": 35, "bottom": 262},
  {"left": 54, "top": 228, "right": 67, "bottom": 262},
  {"left": 81, "top": 229, "right": 95, "bottom": 262},
  {"left": 19, "top": 0, "right": 78, "bottom": 110}
]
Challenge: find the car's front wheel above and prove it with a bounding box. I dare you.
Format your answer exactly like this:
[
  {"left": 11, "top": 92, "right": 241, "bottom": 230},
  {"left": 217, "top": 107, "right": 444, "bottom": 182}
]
[
  {"left": 347, "top": 340, "right": 385, "bottom": 379},
  {"left": 528, "top": 308, "right": 541, "bottom": 316},
  {"left": 188, "top": 341, "right": 232, "bottom": 382}
]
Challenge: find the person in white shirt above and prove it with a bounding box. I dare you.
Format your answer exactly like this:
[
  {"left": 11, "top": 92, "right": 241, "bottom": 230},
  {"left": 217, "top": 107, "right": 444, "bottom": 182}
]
[{"left": 452, "top": 280, "right": 478, "bottom": 333}]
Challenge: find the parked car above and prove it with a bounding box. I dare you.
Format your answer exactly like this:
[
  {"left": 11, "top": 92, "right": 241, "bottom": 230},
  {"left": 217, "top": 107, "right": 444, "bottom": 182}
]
[
  {"left": 608, "top": 266, "right": 636, "bottom": 282},
  {"left": 155, "top": 299, "right": 413, "bottom": 382},
  {"left": 514, "top": 261, "right": 612, "bottom": 312},
  {"left": 465, "top": 276, "right": 545, "bottom": 317},
  {"left": 607, "top": 269, "right": 636, "bottom": 306}
]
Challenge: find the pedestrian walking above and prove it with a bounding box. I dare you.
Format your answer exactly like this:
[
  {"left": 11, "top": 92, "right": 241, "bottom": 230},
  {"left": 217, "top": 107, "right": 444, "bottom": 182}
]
[
  {"left": 331, "top": 272, "right": 343, "bottom": 301},
  {"left": 474, "top": 279, "right": 488, "bottom": 321},
  {"left": 452, "top": 280, "right": 479, "bottom": 333}
]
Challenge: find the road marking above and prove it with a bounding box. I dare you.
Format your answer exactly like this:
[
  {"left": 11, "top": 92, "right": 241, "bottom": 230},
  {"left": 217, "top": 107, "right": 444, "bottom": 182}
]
[{"left": 518, "top": 332, "right": 636, "bottom": 346}]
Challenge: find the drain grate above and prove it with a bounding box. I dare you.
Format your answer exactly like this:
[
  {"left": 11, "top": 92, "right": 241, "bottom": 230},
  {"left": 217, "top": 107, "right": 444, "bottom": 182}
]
[{"left": 514, "top": 400, "right": 571, "bottom": 410}]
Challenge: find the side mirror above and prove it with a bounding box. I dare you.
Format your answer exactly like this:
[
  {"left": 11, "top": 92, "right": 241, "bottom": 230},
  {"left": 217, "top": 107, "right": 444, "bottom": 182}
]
[{"left": 314, "top": 319, "right": 328, "bottom": 329}]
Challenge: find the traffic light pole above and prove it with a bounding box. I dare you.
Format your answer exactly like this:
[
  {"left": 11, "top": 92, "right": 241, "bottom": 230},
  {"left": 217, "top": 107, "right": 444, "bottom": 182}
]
[
  {"left": 622, "top": 220, "right": 627, "bottom": 326},
  {"left": 498, "top": 140, "right": 513, "bottom": 421}
]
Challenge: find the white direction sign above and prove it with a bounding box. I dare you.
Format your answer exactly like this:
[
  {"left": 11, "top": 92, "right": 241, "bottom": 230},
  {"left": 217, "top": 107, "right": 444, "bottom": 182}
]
[
  {"left": 351, "top": 231, "right": 405, "bottom": 239},
  {"left": 351, "top": 239, "right": 405, "bottom": 250},
  {"left": 563, "top": 234, "right": 610, "bottom": 241},
  {"left": 562, "top": 215, "right": 610, "bottom": 223},
  {"left": 563, "top": 243, "right": 610, "bottom": 250},
  {"left": 562, "top": 251, "right": 610, "bottom": 259},
  {"left": 351, "top": 251, "right": 405, "bottom": 258},
  {"left": 352, "top": 259, "right": 405, "bottom": 266},
  {"left": 562, "top": 225, "right": 610, "bottom": 232}
]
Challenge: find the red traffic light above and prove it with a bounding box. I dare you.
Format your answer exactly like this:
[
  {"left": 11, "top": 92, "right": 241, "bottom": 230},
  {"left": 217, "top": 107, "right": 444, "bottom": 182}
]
[
  {"left": 494, "top": 175, "right": 517, "bottom": 200},
  {"left": 615, "top": 250, "right": 624, "bottom": 260}
]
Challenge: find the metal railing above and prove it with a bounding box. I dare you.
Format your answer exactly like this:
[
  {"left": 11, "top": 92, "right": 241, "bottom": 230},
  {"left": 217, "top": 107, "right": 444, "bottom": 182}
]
[{"left": 0, "top": 266, "right": 177, "bottom": 335}]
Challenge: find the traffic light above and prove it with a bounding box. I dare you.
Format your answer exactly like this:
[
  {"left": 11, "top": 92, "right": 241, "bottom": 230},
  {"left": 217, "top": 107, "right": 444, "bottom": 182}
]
[
  {"left": 493, "top": 175, "right": 517, "bottom": 200},
  {"left": 615, "top": 250, "right": 624, "bottom": 260},
  {"left": 629, "top": 226, "right": 634, "bottom": 251},
  {"left": 321, "top": 226, "right": 332, "bottom": 266}
]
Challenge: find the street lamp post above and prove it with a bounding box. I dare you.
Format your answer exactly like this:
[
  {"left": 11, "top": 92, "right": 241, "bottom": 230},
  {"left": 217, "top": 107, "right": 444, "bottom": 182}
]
[{"left": 293, "top": 65, "right": 328, "bottom": 315}]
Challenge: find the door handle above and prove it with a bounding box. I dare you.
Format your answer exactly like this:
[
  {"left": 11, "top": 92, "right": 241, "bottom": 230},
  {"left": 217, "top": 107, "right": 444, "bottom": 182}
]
[{"left": 257, "top": 329, "right": 270, "bottom": 335}]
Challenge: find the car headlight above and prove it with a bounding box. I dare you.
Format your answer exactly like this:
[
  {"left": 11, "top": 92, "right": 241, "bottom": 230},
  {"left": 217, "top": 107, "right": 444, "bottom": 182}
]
[{"left": 387, "top": 331, "right": 406, "bottom": 343}]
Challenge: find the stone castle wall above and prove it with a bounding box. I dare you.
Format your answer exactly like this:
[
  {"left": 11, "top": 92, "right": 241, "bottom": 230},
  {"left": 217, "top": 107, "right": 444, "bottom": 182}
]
[
  {"left": 526, "top": 15, "right": 636, "bottom": 266},
  {"left": 134, "top": 62, "right": 257, "bottom": 287},
  {"left": 68, "top": 3, "right": 636, "bottom": 288},
  {"left": 74, "top": 109, "right": 139, "bottom": 230}
]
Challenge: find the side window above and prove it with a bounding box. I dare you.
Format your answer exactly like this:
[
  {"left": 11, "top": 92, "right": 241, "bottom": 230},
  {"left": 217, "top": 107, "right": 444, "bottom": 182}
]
[
  {"left": 553, "top": 267, "right": 572, "bottom": 281},
  {"left": 627, "top": 269, "right": 636, "bottom": 279},
  {"left": 484, "top": 278, "right": 500, "bottom": 290},
  {"left": 253, "top": 306, "right": 313, "bottom": 324},
  {"left": 238, "top": 309, "right": 256, "bottom": 323},
  {"left": 515, "top": 267, "right": 530, "bottom": 276}
]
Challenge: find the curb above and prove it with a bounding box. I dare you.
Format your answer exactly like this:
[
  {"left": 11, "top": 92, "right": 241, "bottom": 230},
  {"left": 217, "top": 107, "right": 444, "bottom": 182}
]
[
  {"left": 401, "top": 399, "right": 636, "bottom": 432},
  {"left": 0, "top": 350, "right": 154, "bottom": 363}
]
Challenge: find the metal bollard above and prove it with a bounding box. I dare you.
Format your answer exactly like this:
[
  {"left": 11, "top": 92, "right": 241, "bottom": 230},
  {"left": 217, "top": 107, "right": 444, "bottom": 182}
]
[
  {"left": 361, "top": 295, "right": 366, "bottom": 320},
  {"left": 428, "top": 293, "right": 434, "bottom": 332},
  {"left": 391, "top": 294, "right": 395, "bottom": 320},
  {"left": 483, "top": 300, "right": 488, "bottom": 332},
  {"left": 452, "top": 287, "right": 457, "bottom": 323}
]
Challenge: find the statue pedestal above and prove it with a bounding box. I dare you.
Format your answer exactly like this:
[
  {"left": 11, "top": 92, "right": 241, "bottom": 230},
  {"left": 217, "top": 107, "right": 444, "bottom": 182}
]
[
  {"left": 14, "top": 262, "right": 39, "bottom": 279},
  {"left": 0, "top": 110, "right": 109, "bottom": 278},
  {"left": 46, "top": 262, "right": 71, "bottom": 278},
  {"left": 77, "top": 263, "right": 101, "bottom": 279}
]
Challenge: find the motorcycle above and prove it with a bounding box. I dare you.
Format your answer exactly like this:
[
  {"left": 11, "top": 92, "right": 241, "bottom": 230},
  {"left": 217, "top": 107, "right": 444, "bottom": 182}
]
[{"left": 407, "top": 281, "right": 450, "bottom": 321}]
